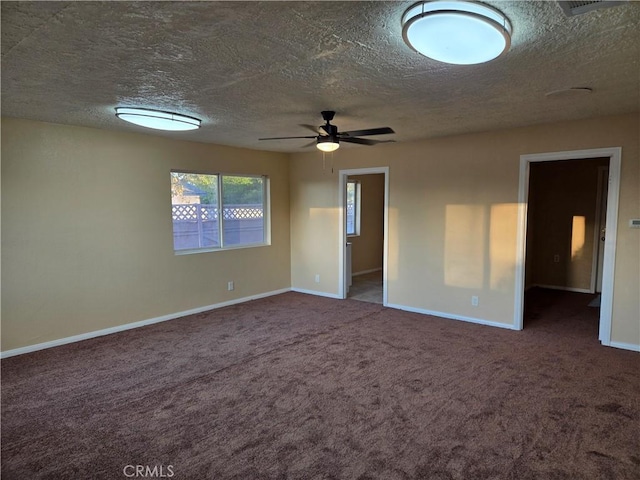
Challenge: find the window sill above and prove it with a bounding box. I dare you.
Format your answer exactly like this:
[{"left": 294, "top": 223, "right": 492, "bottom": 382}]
[{"left": 174, "top": 243, "right": 270, "bottom": 256}]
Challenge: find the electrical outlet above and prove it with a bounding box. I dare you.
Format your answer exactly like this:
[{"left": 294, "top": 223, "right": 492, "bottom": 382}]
[
  {"left": 227, "top": 281, "right": 234, "bottom": 291},
  {"left": 471, "top": 296, "right": 479, "bottom": 307},
  {"left": 315, "top": 274, "right": 320, "bottom": 283},
  {"left": 554, "top": 254, "right": 560, "bottom": 263}
]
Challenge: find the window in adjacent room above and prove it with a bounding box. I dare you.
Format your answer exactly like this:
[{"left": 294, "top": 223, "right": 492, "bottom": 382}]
[
  {"left": 170, "top": 172, "right": 269, "bottom": 253},
  {"left": 346, "top": 179, "right": 361, "bottom": 236}
]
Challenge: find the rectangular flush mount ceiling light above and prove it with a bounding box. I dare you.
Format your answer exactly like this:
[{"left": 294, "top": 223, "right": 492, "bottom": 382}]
[{"left": 115, "top": 107, "right": 201, "bottom": 131}]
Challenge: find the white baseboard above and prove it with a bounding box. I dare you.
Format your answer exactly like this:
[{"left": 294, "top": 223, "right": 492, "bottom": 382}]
[
  {"left": 353, "top": 268, "right": 382, "bottom": 277},
  {"left": 0, "top": 288, "right": 292, "bottom": 359},
  {"left": 386, "top": 303, "right": 519, "bottom": 330},
  {"left": 607, "top": 341, "right": 640, "bottom": 352},
  {"left": 6, "top": 287, "right": 630, "bottom": 359},
  {"left": 534, "top": 284, "right": 592, "bottom": 294},
  {"left": 290, "top": 288, "right": 342, "bottom": 299}
]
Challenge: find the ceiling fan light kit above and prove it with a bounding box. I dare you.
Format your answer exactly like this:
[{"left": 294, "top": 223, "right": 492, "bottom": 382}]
[
  {"left": 317, "top": 136, "right": 340, "bottom": 152},
  {"left": 115, "top": 107, "right": 201, "bottom": 131},
  {"left": 402, "top": 0, "right": 512, "bottom": 65}
]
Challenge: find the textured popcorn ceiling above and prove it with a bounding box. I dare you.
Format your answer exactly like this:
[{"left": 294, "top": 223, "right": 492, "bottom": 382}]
[{"left": 1, "top": 1, "right": 639, "bottom": 152}]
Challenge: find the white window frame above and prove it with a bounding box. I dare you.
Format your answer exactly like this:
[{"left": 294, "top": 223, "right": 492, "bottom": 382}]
[{"left": 171, "top": 171, "right": 271, "bottom": 255}]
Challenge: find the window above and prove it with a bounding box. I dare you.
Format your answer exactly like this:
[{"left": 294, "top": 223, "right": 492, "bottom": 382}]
[
  {"left": 171, "top": 172, "right": 268, "bottom": 252},
  {"left": 346, "top": 180, "right": 361, "bottom": 236}
]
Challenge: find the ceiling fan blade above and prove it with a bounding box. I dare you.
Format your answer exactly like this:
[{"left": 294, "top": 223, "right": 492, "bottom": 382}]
[
  {"left": 340, "top": 127, "right": 395, "bottom": 137},
  {"left": 300, "top": 124, "right": 325, "bottom": 135},
  {"left": 259, "top": 135, "right": 317, "bottom": 140},
  {"left": 341, "top": 137, "right": 396, "bottom": 146},
  {"left": 341, "top": 137, "right": 377, "bottom": 146}
]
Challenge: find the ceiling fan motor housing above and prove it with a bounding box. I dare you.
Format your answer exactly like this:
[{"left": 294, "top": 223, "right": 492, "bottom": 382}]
[
  {"left": 323, "top": 124, "right": 339, "bottom": 136},
  {"left": 318, "top": 135, "right": 339, "bottom": 146},
  {"left": 320, "top": 111, "right": 339, "bottom": 136}
]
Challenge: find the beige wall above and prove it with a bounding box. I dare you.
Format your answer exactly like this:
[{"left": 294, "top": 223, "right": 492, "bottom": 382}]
[
  {"left": 3, "top": 113, "right": 639, "bottom": 353},
  {"left": 288, "top": 155, "right": 337, "bottom": 293},
  {"left": 527, "top": 158, "right": 609, "bottom": 291},
  {"left": 1, "top": 118, "right": 291, "bottom": 351},
  {"left": 348, "top": 174, "right": 384, "bottom": 274},
  {"left": 290, "top": 113, "right": 639, "bottom": 347}
]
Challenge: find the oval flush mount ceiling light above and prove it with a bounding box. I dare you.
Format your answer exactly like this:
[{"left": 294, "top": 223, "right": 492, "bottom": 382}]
[
  {"left": 115, "top": 107, "right": 201, "bottom": 131},
  {"left": 402, "top": 1, "right": 512, "bottom": 65}
]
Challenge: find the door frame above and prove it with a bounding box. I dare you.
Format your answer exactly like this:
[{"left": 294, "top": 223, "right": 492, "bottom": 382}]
[
  {"left": 590, "top": 165, "right": 609, "bottom": 293},
  {"left": 514, "top": 147, "right": 621, "bottom": 345},
  {"left": 338, "top": 167, "right": 389, "bottom": 304}
]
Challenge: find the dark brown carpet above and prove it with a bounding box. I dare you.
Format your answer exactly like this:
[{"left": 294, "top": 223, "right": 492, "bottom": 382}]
[{"left": 2, "top": 289, "right": 639, "bottom": 479}]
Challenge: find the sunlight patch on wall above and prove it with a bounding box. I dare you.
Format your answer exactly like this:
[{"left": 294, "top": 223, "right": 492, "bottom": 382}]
[
  {"left": 444, "top": 204, "right": 484, "bottom": 288},
  {"left": 571, "top": 215, "right": 586, "bottom": 260}
]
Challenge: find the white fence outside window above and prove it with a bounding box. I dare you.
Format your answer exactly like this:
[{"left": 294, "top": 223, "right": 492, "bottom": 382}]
[{"left": 172, "top": 204, "right": 264, "bottom": 250}]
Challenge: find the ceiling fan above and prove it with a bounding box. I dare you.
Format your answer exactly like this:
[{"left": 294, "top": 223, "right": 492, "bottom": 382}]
[{"left": 259, "top": 111, "right": 395, "bottom": 152}]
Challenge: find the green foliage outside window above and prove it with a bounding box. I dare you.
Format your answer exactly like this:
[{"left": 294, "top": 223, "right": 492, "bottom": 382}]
[{"left": 171, "top": 173, "right": 262, "bottom": 205}]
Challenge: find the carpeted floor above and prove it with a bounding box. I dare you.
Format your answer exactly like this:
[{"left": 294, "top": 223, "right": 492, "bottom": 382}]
[{"left": 2, "top": 289, "right": 639, "bottom": 479}]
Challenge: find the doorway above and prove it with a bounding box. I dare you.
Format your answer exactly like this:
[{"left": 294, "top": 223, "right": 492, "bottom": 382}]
[
  {"left": 338, "top": 167, "right": 389, "bottom": 304},
  {"left": 515, "top": 148, "right": 621, "bottom": 346}
]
